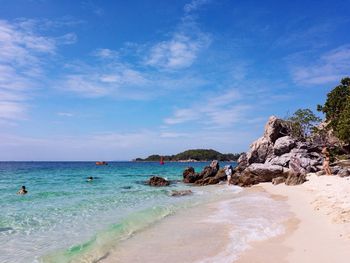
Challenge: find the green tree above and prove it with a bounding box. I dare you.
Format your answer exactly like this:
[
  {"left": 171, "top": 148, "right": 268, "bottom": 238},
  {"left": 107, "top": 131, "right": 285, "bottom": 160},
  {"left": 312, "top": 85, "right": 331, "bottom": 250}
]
[
  {"left": 317, "top": 77, "right": 350, "bottom": 129},
  {"left": 336, "top": 97, "right": 350, "bottom": 143},
  {"left": 317, "top": 77, "right": 350, "bottom": 143},
  {"left": 287, "top": 108, "right": 321, "bottom": 139}
]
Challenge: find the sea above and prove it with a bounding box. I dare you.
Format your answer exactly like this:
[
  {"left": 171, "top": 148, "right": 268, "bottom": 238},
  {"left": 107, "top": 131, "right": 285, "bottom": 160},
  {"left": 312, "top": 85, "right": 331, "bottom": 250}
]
[{"left": 0, "top": 161, "right": 289, "bottom": 263}]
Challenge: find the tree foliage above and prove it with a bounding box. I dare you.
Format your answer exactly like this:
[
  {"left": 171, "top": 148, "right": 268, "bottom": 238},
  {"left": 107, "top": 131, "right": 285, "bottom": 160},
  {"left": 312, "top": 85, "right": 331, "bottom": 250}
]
[
  {"left": 317, "top": 77, "right": 350, "bottom": 143},
  {"left": 286, "top": 108, "right": 321, "bottom": 139}
]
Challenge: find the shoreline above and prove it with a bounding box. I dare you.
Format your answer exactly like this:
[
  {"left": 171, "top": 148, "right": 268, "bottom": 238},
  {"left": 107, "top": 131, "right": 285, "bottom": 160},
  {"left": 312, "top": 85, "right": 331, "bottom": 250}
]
[
  {"left": 99, "top": 174, "right": 350, "bottom": 263},
  {"left": 99, "top": 185, "right": 290, "bottom": 263},
  {"left": 238, "top": 174, "right": 350, "bottom": 263}
]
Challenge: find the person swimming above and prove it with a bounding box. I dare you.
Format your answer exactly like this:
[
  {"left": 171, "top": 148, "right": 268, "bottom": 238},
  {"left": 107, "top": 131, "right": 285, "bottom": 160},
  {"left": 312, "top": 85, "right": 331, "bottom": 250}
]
[
  {"left": 87, "top": 176, "right": 94, "bottom": 182},
  {"left": 17, "top": 186, "right": 27, "bottom": 195}
]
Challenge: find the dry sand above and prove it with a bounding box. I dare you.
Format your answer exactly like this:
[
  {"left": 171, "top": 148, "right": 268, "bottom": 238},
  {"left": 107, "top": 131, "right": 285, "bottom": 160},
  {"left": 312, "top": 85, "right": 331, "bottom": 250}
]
[{"left": 238, "top": 174, "right": 350, "bottom": 263}]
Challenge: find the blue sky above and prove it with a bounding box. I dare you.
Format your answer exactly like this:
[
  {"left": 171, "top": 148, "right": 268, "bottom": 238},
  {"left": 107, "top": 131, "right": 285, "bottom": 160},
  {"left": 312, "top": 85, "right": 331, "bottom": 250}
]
[{"left": 0, "top": 0, "right": 350, "bottom": 161}]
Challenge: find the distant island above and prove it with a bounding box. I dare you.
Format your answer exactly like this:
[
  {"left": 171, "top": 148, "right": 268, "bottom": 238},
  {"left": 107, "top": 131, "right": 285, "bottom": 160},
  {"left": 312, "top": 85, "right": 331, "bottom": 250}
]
[{"left": 134, "top": 149, "right": 241, "bottom": 162}]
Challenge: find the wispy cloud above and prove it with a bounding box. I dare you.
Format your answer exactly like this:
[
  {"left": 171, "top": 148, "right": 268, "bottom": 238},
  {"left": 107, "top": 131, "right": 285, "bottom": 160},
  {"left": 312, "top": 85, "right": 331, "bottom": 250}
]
[
  {"left": 290, "top": 45, "right": 350, "bottom": 85},
  {"left": 184, "top": 0, "right": 210, "bottom": 13},
  {"left": 0, "top": 19, "right": 78, "bottom": 123},
  {"left": 145, "top": 31, "right": 210, "bottom": 70},
  {"left": 164, "top": 89, "right": 252, "bottom": 127},
  {"left": 57, "top": 112, "right": 74, "bottom": 117},
  {"left": 81, "top": 0, "right": 104, "bottom": 16},
  {"left": 93, "top": 48, "right": 119, "bottom": 59},
  {"left": 0, "top": 20, "right": 53, "bottom": 122},
  {"left": 144, "top": 0, "right": 211, "bottom": 70},
  {"left": 59, "top": 59, "right": 209, "bottom": 100}
]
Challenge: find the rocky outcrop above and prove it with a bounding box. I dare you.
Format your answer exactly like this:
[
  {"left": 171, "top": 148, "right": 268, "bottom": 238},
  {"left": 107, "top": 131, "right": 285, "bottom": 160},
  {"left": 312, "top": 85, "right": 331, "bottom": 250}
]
[
  {"left": 182, "top": 162, "right": 227, "bottom": 186},
  {"left": 273, "top": 136, "right": 296, "bottom": 156},
  {"left": 263, "top": 116, "right": 291, "bottom": 143},
  {"left": 233, "top": 116, "right": 325, "bottom": 187},
  {"left": 195, "top": 168, "right": 226, "bottom": 186},
  {"left": 235, "top": 164, "right": 288, "bottom": 187},
  {"left": 183, "top": 167, "right": 198, "bottom": 183},
  {"left": 246, "top": 137, "right": 272, "bottom": 164},
  {"left": 148, "top": 176, "right": 170, "bottom": 186}
]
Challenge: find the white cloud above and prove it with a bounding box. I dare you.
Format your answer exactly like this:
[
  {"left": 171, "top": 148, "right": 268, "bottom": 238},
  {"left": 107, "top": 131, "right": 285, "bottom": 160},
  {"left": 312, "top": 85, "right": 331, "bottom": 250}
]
[
  {"left": 82, "top": 1, "right": 104, "bottom": 16},
  {"left": 56, "top": 33, "right": 77, "bottom": 45},
  {"left": 57, "top": 112, "right": 74, "bottom": 117},
  {"left": 93, "top": 48, "right": 119, "bottom": 59},
  {"left": 184, "top": 0, "right": 210, "bottom": 13},
  {"left": 164, "top": 88, "right": 253, "bottom": 127},
  {"left": 291, "top": 45, "right": 350, "bottom": 85},
  {"left": 145, "top": 1, "right": 211, "bottom": 70},
  {"left": 0, "top": 101, "right": 27, "bottom": 120},
  {"left": 146, "top": 32, "right": 210, "bottom": 70},
  {"left": 0, "top": 19, "right": 60, "bottom": 122}
]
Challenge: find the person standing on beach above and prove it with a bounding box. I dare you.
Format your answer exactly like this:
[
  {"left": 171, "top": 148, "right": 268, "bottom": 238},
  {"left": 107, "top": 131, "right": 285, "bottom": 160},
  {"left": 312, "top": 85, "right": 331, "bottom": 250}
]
[
  {"left": 322, "top": 146, "right": 332, "bottom": 175},
  {"left": 224, "top": 165, "right": 233, "bottom": 185}
]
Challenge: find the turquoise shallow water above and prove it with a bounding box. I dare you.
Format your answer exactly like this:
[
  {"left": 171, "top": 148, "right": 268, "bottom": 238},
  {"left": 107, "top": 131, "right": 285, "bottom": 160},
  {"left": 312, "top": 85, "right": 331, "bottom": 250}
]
[{"left": 0, "top": 161, "right": 236, "bottom": 263}]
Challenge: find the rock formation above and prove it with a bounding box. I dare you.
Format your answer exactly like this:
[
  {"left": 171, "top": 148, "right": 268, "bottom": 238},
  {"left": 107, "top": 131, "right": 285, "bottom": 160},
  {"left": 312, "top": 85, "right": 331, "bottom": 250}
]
[
  {"left": 147, "top": 176, "right": 170, "bottom": 186},
  {"left": 181, "top": 115, "right": 349, "bottom": 188},
  {"left": 182, "top": 160, "right": 227, "bottom": 185},
  {"left": 232, "top": 116, "right": 325, "bottom": 187}
]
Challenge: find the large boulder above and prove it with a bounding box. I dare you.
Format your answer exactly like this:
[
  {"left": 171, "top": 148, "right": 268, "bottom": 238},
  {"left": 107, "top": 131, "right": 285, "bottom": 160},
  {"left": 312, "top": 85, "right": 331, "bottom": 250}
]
[
  {"left": 289, "top": 148, "right": 322, "bottom": 175},
  {"left": 236, "top": 163, "right": 285, "bottom": 186},
  {"left": 266, "top": 153, "right": 291, "bottom": 167},
  {"left": 273, "top": 136, "right": 296, "bottom": 156},
  {"left": 183, "top": 167, "right": 198, "bottom": 183},
  {"left": 210, "top": 160, "right": 220, "bottom": 170},
  {"left": 198, "top": 166, "right": 217, "bottom": 179},
  {"left": 195, "top": 168, "right": 226, "bottom": 185},
  {"left": 272, "top": 176, "right": 286, "bottom": 185},
  {"left": 237, "top": 153, "right": 248, "bottom": 170},
  {"left": 285, "top": 172, "right": 307, "bottom": 185},
  {"left": 148, "top": 176, "right": 170, "bottom": 186},
  {"left": 183, "top": 162, "right": 222, "bottom": 185},
  {"left": 246, "top": 137, "right": 272, "bottom": 164},
  {"left": 263, "top": 116, "right": 291, "bottom": 143},
  {"left": 338, "top": 168, "right": 350, "bottom": 177}
]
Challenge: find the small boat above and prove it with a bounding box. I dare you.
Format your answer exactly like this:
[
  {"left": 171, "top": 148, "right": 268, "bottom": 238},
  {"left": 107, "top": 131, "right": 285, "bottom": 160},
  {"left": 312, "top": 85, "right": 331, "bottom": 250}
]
[
  {"left": 160, "top": 157, "right": 165, "bottom": 165},
  {"left": 95, "top": 161, "right": 108, "bottom": 166}
]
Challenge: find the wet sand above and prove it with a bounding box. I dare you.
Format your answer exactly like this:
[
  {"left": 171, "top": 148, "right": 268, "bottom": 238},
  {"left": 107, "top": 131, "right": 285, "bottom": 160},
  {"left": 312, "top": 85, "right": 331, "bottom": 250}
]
[{"left": 100, "top": 186, "right": 290, "bottom": 263}]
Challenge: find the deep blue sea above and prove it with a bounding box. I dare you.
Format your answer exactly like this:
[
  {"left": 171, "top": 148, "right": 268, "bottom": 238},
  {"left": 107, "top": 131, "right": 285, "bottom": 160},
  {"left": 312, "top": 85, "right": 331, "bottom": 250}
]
[{"left": 0, "top": 161, "right": 236, "bottom": 263}]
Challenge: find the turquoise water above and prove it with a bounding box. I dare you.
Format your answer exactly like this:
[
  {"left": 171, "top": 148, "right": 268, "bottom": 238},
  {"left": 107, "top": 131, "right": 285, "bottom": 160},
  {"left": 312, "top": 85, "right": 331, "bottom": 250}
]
[{"left": 0, "top": 161, "right": 236, "bottom": 263}]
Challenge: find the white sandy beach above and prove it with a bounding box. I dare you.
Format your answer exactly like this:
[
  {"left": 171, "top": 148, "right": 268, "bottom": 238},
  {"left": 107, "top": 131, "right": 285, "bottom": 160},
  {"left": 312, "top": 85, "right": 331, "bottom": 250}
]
[
  {"left": 238, "top": 174, "right": 350, "bottom": 263},
  {"left": 100, "top": 174, "right": 350, "bottom": 263}
]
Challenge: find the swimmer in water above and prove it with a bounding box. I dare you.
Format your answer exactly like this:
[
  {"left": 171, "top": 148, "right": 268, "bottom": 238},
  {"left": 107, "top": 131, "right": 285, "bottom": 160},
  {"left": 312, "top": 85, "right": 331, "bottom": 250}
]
[
  {"left": 87, "top": 176, "right": 94, "bottom": 182},
  {"left": 17, "top": 186, "right": 28, "bottom": 195}
]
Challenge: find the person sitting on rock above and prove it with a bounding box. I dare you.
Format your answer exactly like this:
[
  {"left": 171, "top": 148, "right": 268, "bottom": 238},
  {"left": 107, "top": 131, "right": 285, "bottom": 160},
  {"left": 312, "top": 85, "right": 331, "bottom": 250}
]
[
  {"left": 17, "top": 185, "right": 28, "bottom": 195},
  {"left": 322, "top": 146, "right": 332, "bottom": 176}
]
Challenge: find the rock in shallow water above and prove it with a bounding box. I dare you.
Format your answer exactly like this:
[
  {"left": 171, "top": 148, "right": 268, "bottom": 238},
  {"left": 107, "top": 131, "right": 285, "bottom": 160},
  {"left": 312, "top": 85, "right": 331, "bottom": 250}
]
[
  {"left": 170, "top": 190, "right": 193, "bottom": 197},
  {"left": 147, "top": 176, "right": 170, "bottom": 186}
]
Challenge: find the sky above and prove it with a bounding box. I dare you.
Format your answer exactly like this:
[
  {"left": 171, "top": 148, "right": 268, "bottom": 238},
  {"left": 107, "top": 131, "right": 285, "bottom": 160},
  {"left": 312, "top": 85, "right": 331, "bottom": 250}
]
[{"left": 0, "top": 0, "right": 350, "bottom": 161}]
